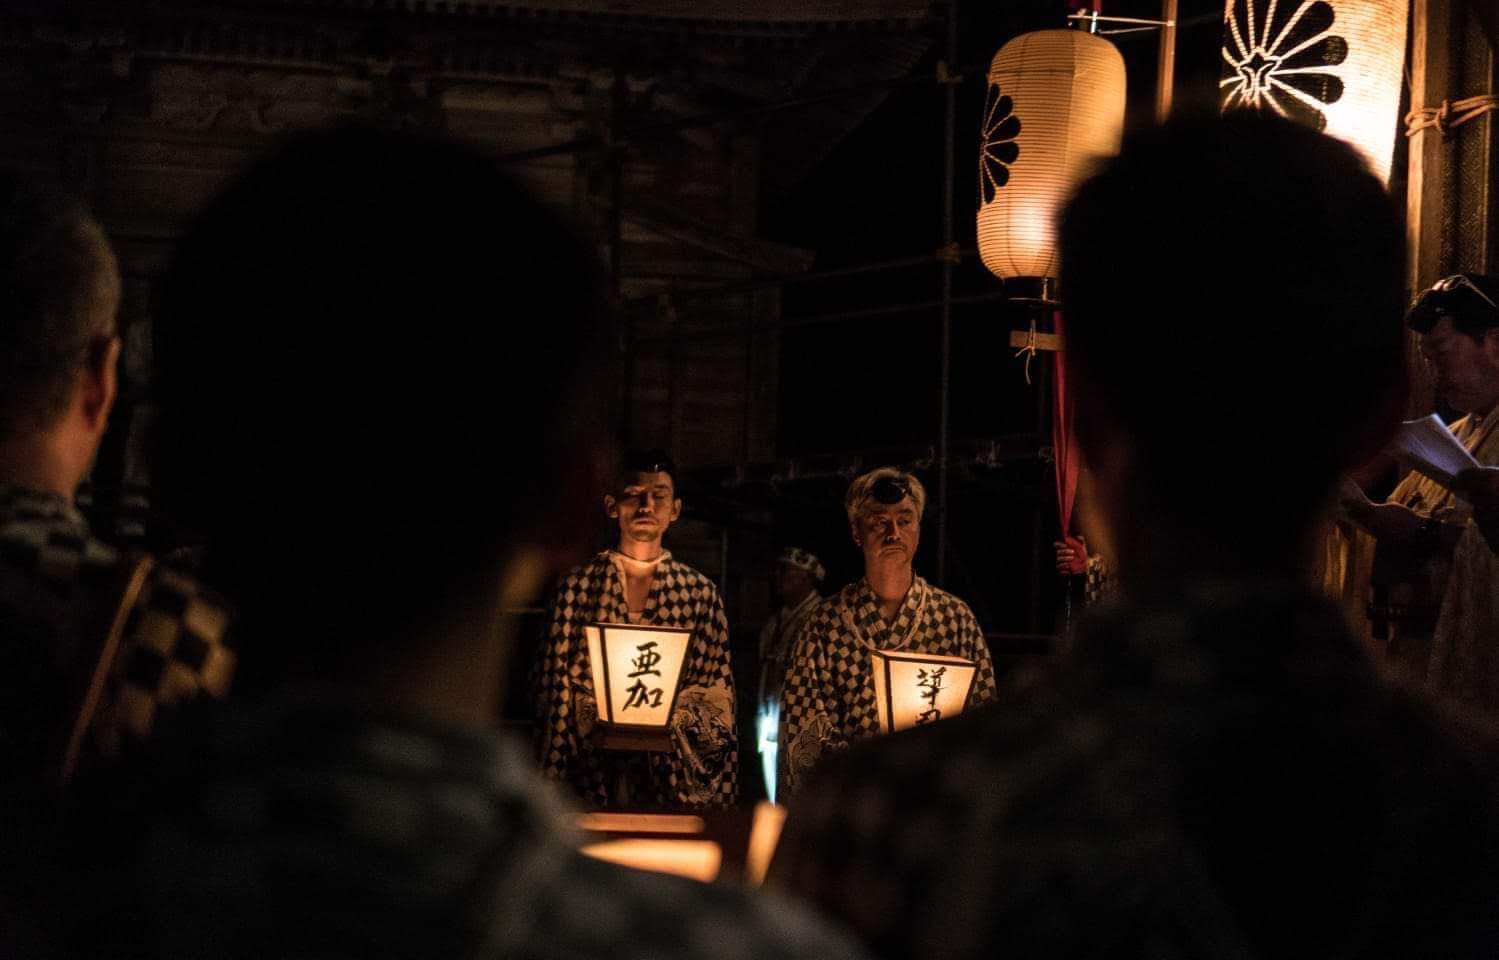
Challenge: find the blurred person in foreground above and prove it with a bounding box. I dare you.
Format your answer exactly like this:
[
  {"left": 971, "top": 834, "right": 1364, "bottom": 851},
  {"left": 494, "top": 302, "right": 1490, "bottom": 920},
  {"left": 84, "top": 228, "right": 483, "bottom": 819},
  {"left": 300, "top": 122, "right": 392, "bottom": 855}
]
[
  {"left": 768, "top": 112, "right": 1499, "bottom": 958},
  {"left": 137, "top": 127, "right": 868, "bottom": 960},
  {"left": 0, "top": 173, "right": 232, "bottom": 954}
]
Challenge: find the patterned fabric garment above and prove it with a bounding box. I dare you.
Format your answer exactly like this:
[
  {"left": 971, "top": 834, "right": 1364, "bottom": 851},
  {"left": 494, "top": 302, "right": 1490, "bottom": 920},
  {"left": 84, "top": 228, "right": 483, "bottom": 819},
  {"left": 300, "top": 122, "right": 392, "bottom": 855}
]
[
  {"left": 1427, "top": 411, "right": 1499, "bottom": 708},
  {"left": 755, "top": 591, "right": 822, "bottom": 800},
  {"left": 0, "top": 482, "right": 233, "bottom": 781},
  {"left": 757, "top": 590, "right": 821, "bottom": 711},
  {"left": 1325, "top": 411, "right": 1499, "bottom": 698},
  {"left": 1083, "top": 553, "right": 1114, "bottom": 606},
  {"left": 770, "top": 582, "right": 1499, "bottom": 960},
  {"left": 778, "top": 575, "right": 996, "bottom": 795},
  {"left": 537, "top": 551, "right": 737, "bottom": 809},
  {"left": 133, "top": 701, "right": 870, "bottom": 960}
]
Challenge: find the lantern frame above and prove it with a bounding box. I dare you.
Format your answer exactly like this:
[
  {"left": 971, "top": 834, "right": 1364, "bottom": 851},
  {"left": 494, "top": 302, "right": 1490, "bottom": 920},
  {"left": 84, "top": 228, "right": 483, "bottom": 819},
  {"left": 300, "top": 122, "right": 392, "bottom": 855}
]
[
  {"left": 977, "top": 27, "right": 1127, "bottom": 286},
  {"left": 869, "top": 649, "right": 979, "bottom": 735},
  {"left": 585, "top": 622, "right": 693, "bottom": 751}
]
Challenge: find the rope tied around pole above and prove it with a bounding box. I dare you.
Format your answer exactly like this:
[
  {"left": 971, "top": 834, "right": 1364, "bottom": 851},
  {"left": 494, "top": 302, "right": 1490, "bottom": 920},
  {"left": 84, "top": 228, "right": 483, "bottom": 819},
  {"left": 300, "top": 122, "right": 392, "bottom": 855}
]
[
  {"left": 1405, "top": 95, "right": 1499, "bottom": 139},
  {"left": 1013, "top": 314, "right": 1039, "bottom": 384}
]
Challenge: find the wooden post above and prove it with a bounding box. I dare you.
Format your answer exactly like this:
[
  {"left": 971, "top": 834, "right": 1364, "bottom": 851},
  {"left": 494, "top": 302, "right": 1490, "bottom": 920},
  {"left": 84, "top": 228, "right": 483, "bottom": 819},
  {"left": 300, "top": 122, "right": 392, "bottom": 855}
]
[
  {"left": 1405, "top": 0, "right": 1456, "bottom": 414},
  {"left": 1155, "top": 0, "right": 1178, "bottom": 123}
]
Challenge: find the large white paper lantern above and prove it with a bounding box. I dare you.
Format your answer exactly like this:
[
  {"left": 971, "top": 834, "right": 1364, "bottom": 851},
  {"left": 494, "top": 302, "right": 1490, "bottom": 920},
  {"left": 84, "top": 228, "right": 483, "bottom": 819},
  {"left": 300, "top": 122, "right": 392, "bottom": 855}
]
[
  {"left": 870, "top": 649, "right": 978, "bottom": 734},
  {"left": 1219, "top": 0, "right": 1408, "bottom": 184},
  {"left": 977, "top": 28, "right": 1127, "bottom": 284},
  {"left": 585, "top": 623, "right": 691, "bottom": 747}
]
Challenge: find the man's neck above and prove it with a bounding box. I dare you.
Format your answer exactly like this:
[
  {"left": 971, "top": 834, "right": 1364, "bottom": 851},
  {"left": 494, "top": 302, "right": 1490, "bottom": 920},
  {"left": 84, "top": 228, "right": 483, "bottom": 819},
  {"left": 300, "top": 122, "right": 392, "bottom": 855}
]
[
  {"left": 865, "top": 563, "right": 913, "bottom": 620},
  {"left": 0, "top": 433, "right": 80, "bottom": 500},
  {"left": 615, "top": 538, "right": 666, "bottom": 564}
]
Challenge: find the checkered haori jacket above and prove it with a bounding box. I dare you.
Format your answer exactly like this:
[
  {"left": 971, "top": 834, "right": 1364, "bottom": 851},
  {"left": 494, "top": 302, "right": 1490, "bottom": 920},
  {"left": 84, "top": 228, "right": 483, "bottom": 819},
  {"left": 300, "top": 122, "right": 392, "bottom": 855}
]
[
  {"left": 778, "top": 575, "right": 996, "bottom": 795},
  {"left": 537, "top": 552, "right": 737, "bottom": 809},
  {"left": 0, "top": 483, "right": 233, "bottom": 783}
]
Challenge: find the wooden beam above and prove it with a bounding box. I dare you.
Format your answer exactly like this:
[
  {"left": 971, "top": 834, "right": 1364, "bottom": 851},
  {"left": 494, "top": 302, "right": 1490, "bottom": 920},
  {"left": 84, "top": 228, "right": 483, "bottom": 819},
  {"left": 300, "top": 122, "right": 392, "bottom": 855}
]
[
  {"left": 1155, "top": 0, "right": 1178, "bottom": 123},
  {"left": 1406, "top": 0, "right": 1457, "bottom": 414},
  {"left": 622, "top": 198, "right": 816, "bottom": 274},
  {"left": 1407, "top": 0, "right": 1456, "bottom": 293}
]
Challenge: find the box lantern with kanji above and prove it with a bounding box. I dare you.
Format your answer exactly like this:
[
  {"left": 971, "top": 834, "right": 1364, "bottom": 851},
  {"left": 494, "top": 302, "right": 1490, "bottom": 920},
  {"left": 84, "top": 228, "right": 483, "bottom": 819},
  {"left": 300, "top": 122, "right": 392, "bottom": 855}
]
[
  {"left": 870, "top": 649, "right": 978, "bottom": 734},
  {"left": 585, "top": 623, "right": 692, "bottom": 750}
]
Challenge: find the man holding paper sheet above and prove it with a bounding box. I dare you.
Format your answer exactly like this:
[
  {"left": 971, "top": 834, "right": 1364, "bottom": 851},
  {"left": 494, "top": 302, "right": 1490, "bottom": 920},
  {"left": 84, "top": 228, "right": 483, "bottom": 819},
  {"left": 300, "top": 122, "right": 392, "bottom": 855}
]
[
  {"left": 777, "top": 467, "right": 996, "bottom": 795},
  {"left": 1340, "top": 273, "right": 1499, "bottom": 705},
  {"left": 537, "top": 453, "right": 738, "bottom": 809}
]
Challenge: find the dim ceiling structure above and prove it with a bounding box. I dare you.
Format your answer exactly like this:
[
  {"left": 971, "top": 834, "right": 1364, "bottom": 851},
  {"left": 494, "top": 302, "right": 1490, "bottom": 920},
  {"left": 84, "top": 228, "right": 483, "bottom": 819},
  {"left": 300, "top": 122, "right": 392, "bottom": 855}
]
[{"left": 1, "top": 0, "right": 1495, "bottom": 649}]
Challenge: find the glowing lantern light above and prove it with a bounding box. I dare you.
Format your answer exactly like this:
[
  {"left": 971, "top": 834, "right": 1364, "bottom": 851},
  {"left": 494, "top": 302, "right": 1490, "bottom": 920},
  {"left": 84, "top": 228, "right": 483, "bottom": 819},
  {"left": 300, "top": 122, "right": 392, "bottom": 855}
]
[
  {"left": 1219, "top": 0, "right": 1408, "bottom": 185},
  {"left": 977, "top": 28, "right": 1127, "bottom": 287},
  {"left": 870, "top": 650, "right": 978, "bottom": 734},
  {"left": 585, "top": 623, "right": 691, "bottom": 748}
]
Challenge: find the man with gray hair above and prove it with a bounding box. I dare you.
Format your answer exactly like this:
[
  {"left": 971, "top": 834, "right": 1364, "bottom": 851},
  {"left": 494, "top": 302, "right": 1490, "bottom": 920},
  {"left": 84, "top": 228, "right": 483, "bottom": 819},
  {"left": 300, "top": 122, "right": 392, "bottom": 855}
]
[{"left": 777, "top": 467, "right": 995, "bottom": 795}]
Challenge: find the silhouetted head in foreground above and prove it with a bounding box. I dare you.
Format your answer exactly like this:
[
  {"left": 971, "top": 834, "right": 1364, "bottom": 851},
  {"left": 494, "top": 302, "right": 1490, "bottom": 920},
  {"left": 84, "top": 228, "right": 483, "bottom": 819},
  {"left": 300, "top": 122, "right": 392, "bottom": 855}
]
[
  {"left": 1058, "top": 111, "right": 1405, "bottom": 587},
  {"left": 156, "top": 127, "right": 613, "bottom": 707}
]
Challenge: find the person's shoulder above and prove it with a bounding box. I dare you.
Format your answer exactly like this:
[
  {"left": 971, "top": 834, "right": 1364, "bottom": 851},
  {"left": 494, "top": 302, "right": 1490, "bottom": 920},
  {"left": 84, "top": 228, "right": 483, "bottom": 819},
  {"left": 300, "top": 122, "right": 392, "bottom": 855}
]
[
  {"left": 769, "top": 668, "right": 1080, "bottom": 944},
  {"left": 797, "top": 588, "right": 849, "bottom": 630},
  {"left": 920, "top": 579, "right": 978, "bottom": 621},
  {"left": 528, "top": 851, "right": 870, "bottom": 960},
  {"left": 95, "top": 561, "right": 235, "bottom": 755},
  {"left": 0, "top": 497, "right": 118, "bottom": 589},
  {"left": 129, "top": 563, "right": 233, "bottom": 663},
  {"left": 663, "top": 558, "right": 722, "bottom": 598},
  {"left": 555, "top": 553, "right": 612, "bottom": 589},
  {"left": 820, "top": 582, "right": 860, "bottom": 612}
]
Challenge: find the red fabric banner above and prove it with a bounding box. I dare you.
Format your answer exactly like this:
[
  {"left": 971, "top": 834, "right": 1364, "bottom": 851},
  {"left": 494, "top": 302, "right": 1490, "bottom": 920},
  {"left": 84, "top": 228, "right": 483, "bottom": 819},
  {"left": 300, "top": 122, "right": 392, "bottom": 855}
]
[{"left": 1051, "top": 309, "right": 1079, "bottom": 536}]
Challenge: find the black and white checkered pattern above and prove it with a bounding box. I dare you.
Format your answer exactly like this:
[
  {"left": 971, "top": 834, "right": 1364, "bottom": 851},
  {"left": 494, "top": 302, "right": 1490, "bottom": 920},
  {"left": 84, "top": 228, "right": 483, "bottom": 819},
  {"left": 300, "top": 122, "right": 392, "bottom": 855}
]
[
  {"left": 757, "top": 591, "right": 821, "bottom": 709},
  {"left": 0, "top": 482, "right": 233, "bottom": 777},
  {"left": 135, "top": 701, "right": 868, "bottom": 960},
  {"left": 537, "top": 552, "right": 737, "bottom": 809},
  {"left": 778, "top": 576, "right": 996, "bottom": 795}
]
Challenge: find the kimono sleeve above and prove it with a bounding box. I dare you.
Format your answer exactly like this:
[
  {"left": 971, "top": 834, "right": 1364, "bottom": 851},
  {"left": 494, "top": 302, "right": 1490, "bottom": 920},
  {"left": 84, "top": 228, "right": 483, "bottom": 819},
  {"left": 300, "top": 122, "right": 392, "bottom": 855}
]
[
  {"left": 536, "top": 584, "right": 591, "bottom": 785},
  {"left": 669, "top": 584, "right": 738, "bottom": 807},
  {"left": 961, "top": 604, "right": 999, "bottom": 706},
  {"left": 777, "top": 612, "right": 838, "bottom": 796}
]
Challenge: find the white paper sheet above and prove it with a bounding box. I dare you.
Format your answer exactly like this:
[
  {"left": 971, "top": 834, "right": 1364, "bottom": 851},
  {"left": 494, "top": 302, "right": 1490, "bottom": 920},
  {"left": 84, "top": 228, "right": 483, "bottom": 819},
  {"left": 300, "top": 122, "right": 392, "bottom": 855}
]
[{"left": 1392, "top": 414, "right": 1479, "bottom": 488}]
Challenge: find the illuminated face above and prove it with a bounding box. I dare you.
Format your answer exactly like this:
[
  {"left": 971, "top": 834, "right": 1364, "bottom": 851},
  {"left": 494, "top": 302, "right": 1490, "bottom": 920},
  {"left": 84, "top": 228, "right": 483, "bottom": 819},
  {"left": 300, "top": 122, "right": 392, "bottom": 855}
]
[
  {"left": 605, "top": 471, "right": 681, "bottom": 546},
  {"left": 852, "top": 497, "right": 921, "bottom": 571},
  {"left": 1420, "top": 318, "right": 1499, "bottom": 415}
]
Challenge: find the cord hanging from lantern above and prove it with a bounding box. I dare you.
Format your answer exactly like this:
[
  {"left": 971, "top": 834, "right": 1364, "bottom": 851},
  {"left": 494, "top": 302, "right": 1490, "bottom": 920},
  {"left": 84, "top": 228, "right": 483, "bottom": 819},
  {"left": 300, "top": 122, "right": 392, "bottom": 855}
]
[{"left": 1013, "top": 314, "right": 1039, "bottom": 384}]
